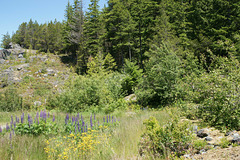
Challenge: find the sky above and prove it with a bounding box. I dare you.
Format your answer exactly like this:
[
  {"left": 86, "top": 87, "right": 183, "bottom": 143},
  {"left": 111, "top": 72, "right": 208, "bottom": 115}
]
[{"left": 0, "top": 0, "right": 107, "bottom": 49}]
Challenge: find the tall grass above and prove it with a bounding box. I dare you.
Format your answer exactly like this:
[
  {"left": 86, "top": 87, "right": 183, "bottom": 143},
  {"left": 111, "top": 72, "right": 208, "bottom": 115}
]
[{"left": 0, "top": 110, "right": 170, "bottom": 160}]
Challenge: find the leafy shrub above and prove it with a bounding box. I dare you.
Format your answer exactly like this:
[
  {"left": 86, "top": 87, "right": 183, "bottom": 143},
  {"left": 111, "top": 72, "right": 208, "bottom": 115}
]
[
  {"left": 182, "top": 57, "right": 240, "bottom": 130},
  {"left": 192, "top": 139, "right": 208, "bottom": 151},
  {"left": 139, "top": 114, "right": 193, "bottom": 158},
  {"left": 219, "top": 137, "right": 230, "bottom": 148},
  {"left": 15, "top": 112, "right": 57, "bottom": 136},
  {"left": 47, "top": 72, "right": 126, "bottom": 113},
  {"left": 0, "top": 87, "right": 23, "bottom": 111},
  {"left": 136, "top": 43, "right": 183, "bottom": 106}
]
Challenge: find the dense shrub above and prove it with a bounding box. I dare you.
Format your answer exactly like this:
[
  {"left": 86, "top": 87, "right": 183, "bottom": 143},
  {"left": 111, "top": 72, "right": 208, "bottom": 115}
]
[
  {"left": 139, "top": 114, "right": 193, "bottom": 158},
  {"left": 0, "top": 87, "right": 23, "bottom": 111},
  {"left": 136, "top": 44, "right": 183, "bottom": 106},
  {"left": 47, "top": 72, "right": 126, "bottom": 113},
  {"left": 182, "top": 57, "right": 240, "bottom": 130}
]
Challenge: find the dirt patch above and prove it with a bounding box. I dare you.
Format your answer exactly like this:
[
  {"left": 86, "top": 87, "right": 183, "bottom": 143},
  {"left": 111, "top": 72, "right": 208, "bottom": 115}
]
[{"left": 192, "top": 146, "right": 240, "bottom": 160}]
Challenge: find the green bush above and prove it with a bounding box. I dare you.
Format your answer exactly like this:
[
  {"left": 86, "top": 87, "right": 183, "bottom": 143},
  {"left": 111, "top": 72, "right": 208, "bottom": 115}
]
[
  {"left": 136, "top": 43, "right": 183, "bottom": 106},
  {"left": 182, "top": 57, "right": 240, "bottom": 130},
  {"left": 139, "top": 113, "right": 193, "bottom": 158},
  {"left": 0, "top": 87, "right": 23, "bottom": 111},
  {"left": 47, "top": 72, "right": 126, "bottom": 113},
  {"left": 15, "top": 119, "right": 57, "bottom": 136}
]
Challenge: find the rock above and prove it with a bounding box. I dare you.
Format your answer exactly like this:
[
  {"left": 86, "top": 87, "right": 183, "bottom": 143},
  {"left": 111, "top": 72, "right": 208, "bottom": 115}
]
[
  {"left": 9, "top": 42, "right": 22, "bottom": 50},
  {"left": 200, "top": 149, "right": 206, "bottom": 154},
  {"left": 124, "top": 94, "right": 137, "bottom": 102},
  {"left": 197, "top": 129, "right": 209, "bottom": 138},
  {"left": 231, "top": 133, "right": 240, "bottom": 144},
  {"left": 18, "top": 53, "right": 23, "bottom": 58},
  {"left": 205, "top": 136, "right": 213, "bottom": 141},
  {"left": 34, "top": 101, "right": 42, "bottom": 106}
]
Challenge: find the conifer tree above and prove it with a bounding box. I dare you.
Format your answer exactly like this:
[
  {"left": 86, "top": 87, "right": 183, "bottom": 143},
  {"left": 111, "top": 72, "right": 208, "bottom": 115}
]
[{"left": 84, "top": 0, "right": 101, "bottom": 57}]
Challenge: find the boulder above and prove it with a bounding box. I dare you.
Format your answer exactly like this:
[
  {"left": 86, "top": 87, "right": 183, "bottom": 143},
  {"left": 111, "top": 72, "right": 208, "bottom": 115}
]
[{"left": 197, "top": 129, "right": 209, "bottom": 138}]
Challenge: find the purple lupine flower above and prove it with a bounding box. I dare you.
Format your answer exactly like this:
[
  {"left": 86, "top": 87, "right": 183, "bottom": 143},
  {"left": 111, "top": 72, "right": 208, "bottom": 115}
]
[
  {"left": 13, "top": 122, "right": 16, "bottom": 128},
  {"left": 0, "top": 127, "right": 2, "bottom": 133},
  {"left": 12, "top": 129, "right": 14, "bottom": 135},
  {"left": 78, "top": 121, "right": 80, "bottom": 131},
  {"left": 43, "top": 111, "right": 47, "bottom": 122},
  {"left": 103, "top": 117, "right": 105, "bottom": 123},
  {"left": 10, "top": 121, "right": 13, "bottom": 129},
  {"left": 48, "top": 112, "right": 50, "bottom": 118},
  {"left": 15, "top": 116, "right": 18, "bottom": 122},
  {"left": 86, "top": 123, "right": 88, "bottom": 132},
  {"left": 107, "top": 116, "right": 108, "bottom": 123},
  {"left": 109, "top": 115, "right": 111, "bottom": 122},
  {"left": 52, "top": 114, "right": 55, "bottom": 122},
  {"left": 69, "top": 130, "right": 71, "bottom": 134},
  {"left": 65, "top": 114, "right": 69, "bottom": 124},
  {"left": 6, "top": 123, "right": 10, "bottom": 131},
  {"left": 21, "top": 113, "right": 24, "bottom": 123},
  {"left": 112, "top": 116, "right": 114, "bottom": 123},
  {"left": 72, "top": 116, "right": 75, "bottom": 125},
  {"left": 82, "top": 120, "right": 85, "bottom": 127},
  {"left": 28, "top": 114, "right": 33, "bottom": 126}
]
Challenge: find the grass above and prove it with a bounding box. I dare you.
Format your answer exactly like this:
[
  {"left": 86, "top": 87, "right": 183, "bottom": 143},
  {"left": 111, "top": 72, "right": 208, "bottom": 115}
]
[{"left": 0, "top": 109, "right": 170, "bottom": 160}]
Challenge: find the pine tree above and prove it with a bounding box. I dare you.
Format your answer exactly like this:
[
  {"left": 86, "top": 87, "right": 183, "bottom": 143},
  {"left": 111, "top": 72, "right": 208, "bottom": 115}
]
[
  {"left": 1, "top": 32, "right": 11, "bottom": 49},
  {"left": 84, "top": 0, "right": 101, "bottom": 57}
]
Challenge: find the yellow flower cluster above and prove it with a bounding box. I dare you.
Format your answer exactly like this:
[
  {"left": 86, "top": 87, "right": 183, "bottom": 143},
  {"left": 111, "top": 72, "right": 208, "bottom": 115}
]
[{"left": 44, "top": 129, "right": 108, "bottom": 160}]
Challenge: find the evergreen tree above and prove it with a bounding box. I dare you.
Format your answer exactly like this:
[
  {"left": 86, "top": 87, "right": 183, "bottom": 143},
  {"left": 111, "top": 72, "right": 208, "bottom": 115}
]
[
  {"left": 84, "top": 0, "right": 101, "bottom": 57},
  {"left": 1, "top": 32, "right": 11, "bottom": 49}
]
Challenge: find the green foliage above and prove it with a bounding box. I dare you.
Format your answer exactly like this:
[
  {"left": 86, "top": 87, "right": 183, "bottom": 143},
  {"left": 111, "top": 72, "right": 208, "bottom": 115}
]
[
  {"left": 47, "top": 72, "right": 126, "bottom": 113},
  {"left": 87, "top": 53, "right": 116, "bottom": 75},
  {"left": 121, "top": 59, "right": 143, "bottom": 95},
  {"left": 192, "top": 139, "right": 207, "bottom": 151},
  {"left": 0, "top": 87, "right": 23, "bottom": 112},
  {"left": 182, "top": 56, "right": 240, "bottom": 130},
  {"left": 219, "top": 137, "right": 230, "bottom": 148},
  {"left": 15, "top": 119, "right": 58, "bottom": 136},
  {"left": 136, "top": 43, "right": 183, "bottom": 106},
  {"left": 1, "top": 32, "right": 11, "bottom": 49},
  {"left": 139, "top": 113, "right": 193, "bottom": 158}
]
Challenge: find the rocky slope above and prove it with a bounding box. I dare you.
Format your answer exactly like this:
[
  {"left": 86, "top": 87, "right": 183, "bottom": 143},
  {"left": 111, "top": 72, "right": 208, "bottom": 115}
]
[{"left": 0, "top": 44, "right": 71, "bottom": 107}]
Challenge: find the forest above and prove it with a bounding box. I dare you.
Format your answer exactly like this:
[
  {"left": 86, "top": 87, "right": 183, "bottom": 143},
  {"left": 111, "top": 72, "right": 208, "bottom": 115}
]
[{"left": 0, "top": 0, "right": 240, "bottom": 159}]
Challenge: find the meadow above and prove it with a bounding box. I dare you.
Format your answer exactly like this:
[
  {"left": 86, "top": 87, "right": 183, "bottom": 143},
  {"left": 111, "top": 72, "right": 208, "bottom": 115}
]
[{"left": 0, "top": 109, "right": 170, "bottom": 160}]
